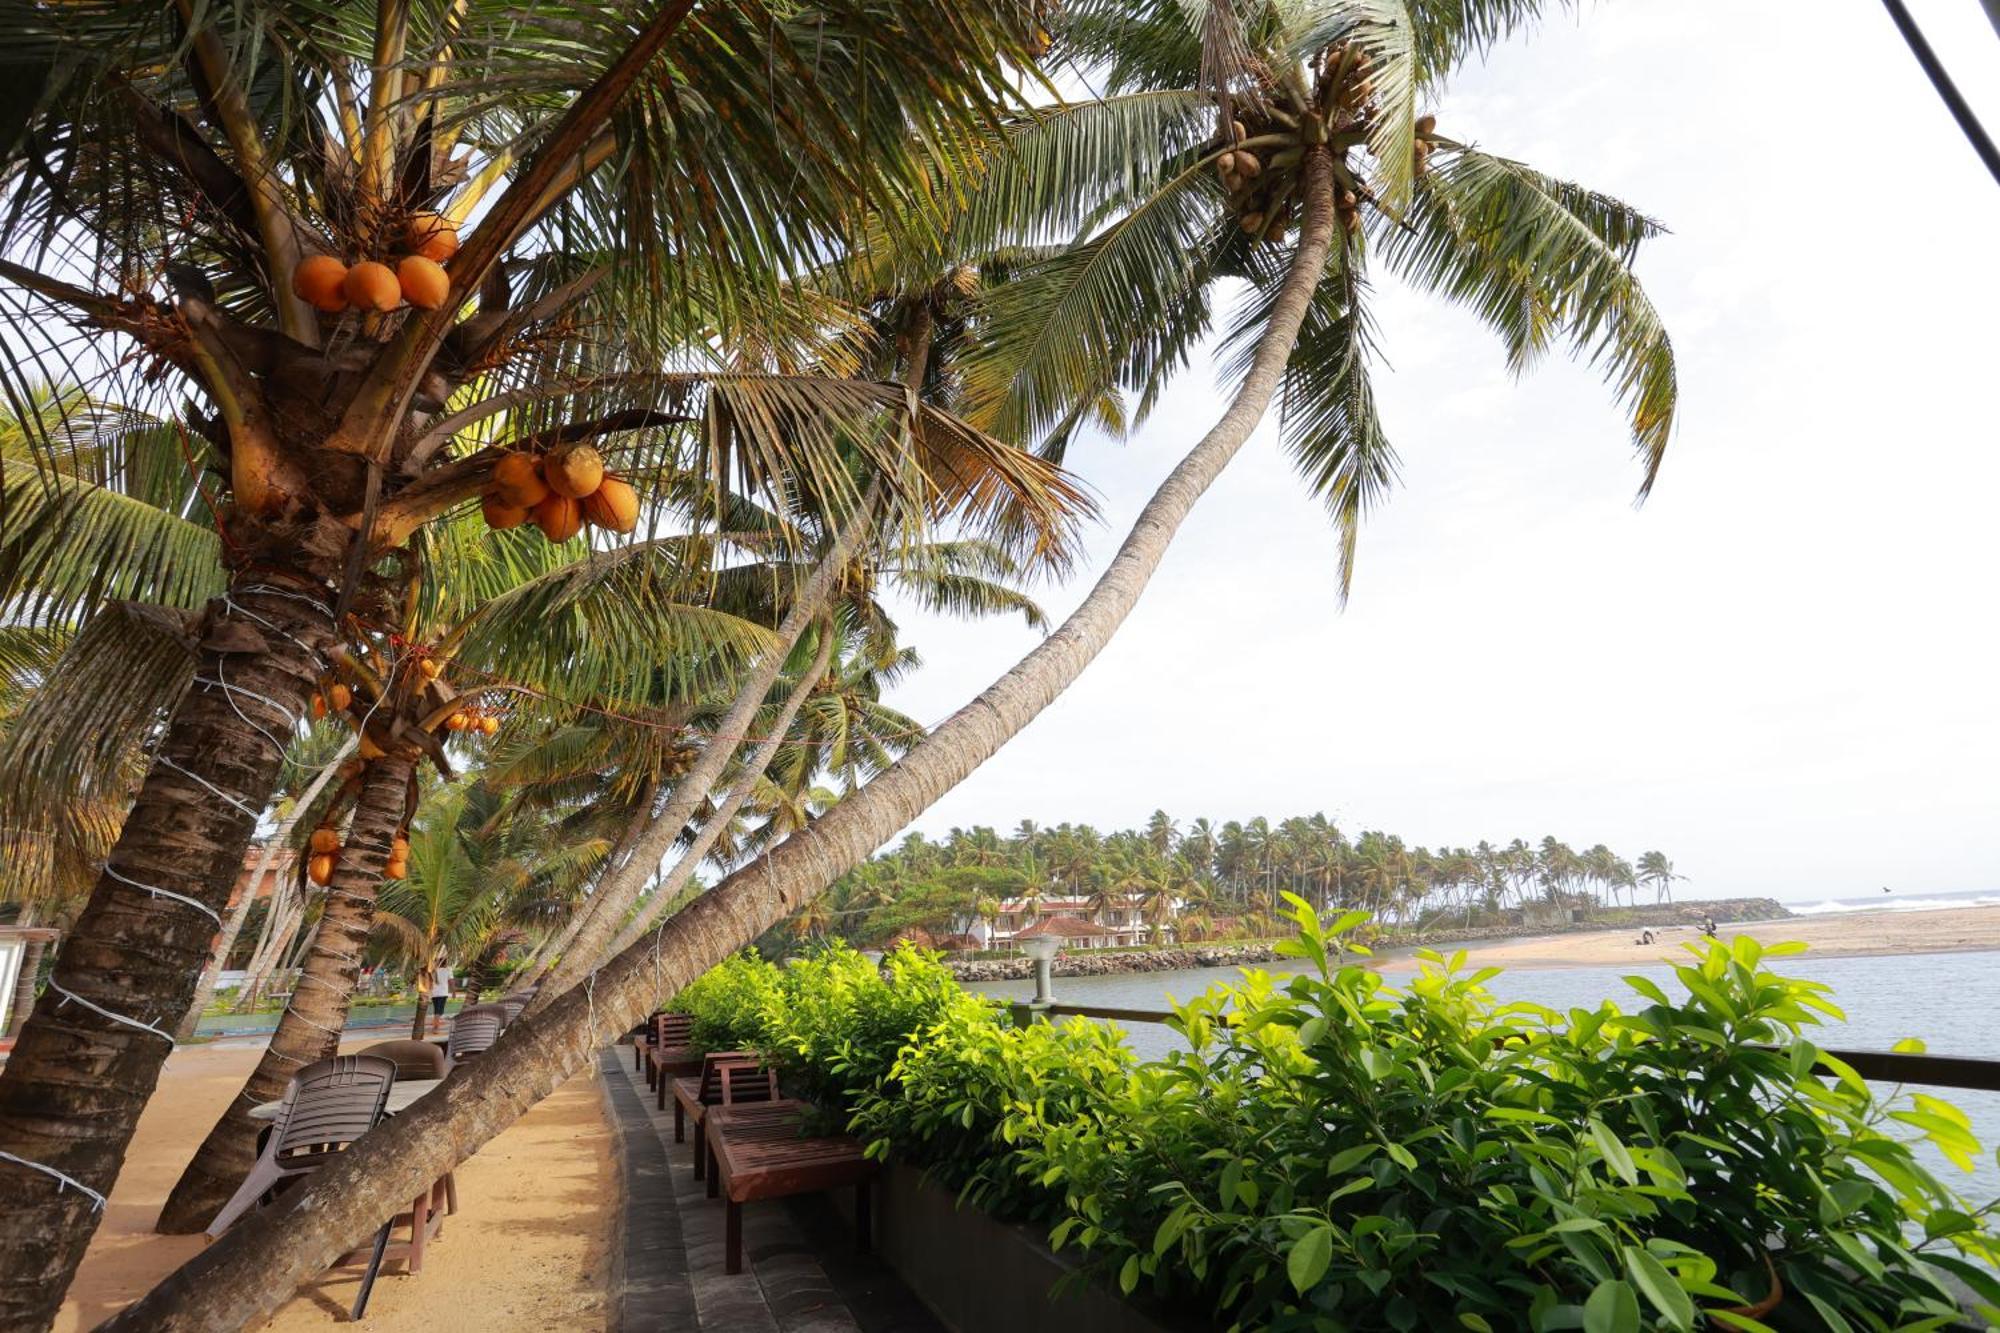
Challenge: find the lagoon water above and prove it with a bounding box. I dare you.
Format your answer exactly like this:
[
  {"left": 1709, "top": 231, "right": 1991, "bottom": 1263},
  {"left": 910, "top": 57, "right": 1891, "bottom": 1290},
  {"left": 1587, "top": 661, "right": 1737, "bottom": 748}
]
[{"left": 967, "top": 946, "right": 2000, "bottom": 1205}]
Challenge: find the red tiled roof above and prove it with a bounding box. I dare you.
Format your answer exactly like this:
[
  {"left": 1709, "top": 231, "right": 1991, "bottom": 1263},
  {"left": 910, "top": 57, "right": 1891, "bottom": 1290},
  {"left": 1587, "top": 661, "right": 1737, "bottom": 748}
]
[{"left": 1015, "top": 915, "right": 1107, "bottom": 939}]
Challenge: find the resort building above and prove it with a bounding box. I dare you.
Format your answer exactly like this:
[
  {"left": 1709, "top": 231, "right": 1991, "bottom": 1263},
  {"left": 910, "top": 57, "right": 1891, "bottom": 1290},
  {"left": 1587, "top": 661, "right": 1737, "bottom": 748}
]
[{"left": 967, "top": 894, "right": 1166, "bottom": 950}]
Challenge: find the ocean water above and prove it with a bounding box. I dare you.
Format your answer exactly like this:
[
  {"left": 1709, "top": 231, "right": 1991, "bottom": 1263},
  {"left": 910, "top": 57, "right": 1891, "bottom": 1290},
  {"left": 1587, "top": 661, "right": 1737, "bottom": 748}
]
[
  {"left": 966, "top": 948, "right": 2000, "bottom": 1206},
  {"left": 1787, "top": 887, "right": 2000, "bottom": 916}
]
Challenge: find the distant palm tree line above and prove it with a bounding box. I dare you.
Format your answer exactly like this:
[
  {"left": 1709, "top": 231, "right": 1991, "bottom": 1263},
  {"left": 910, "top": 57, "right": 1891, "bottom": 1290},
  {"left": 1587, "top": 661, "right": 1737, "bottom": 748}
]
[{"left": 806, "top": 814, "right": 1685, "bottom": 947}]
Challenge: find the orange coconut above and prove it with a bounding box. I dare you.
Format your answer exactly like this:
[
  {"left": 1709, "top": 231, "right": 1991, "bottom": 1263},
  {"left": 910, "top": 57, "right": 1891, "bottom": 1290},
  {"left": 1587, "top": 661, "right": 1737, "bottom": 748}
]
[
  {"left": 309, "top": 826, "right": 340, "bottom": 855},
  {"left": 545, "top": 443, "right": 605, "bottom": 499},
  {"left": 405, "top": 212, "right": 460, "bottom": 262},
  {"left": 307, "top": 852, "right": 336, "bottom": 886},
  {"left": 397, "top": 255, "right": 449, "bottom": 310},
  {"left": 291, "top": 255, "right": 350, "bottom": 313},
  {"left": 327, "top": 682, "right": 352, "bottom": 711},
  {"left": 384, "top": 858, "right": 407, "bottom": 880},
  {"left": 533, "top": 491, "right": 584, "bottom": 542},
  {"left": 343, "top": 260, "right": 402, "bottom": 312},
  {"left": 479, "top": 716, "right": 500, "bottom": 736},
  {"left": 582, "top": 477, "right": 640, "bottom": 534},
  {"left": 490, "top": 452, "right": 549, "bottom": 508}
]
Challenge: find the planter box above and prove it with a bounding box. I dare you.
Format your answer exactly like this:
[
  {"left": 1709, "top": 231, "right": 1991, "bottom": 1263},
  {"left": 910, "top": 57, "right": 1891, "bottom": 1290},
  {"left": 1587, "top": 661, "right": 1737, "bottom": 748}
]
[{"left": 831, "top": 1163, "right": 1186, "bottom": 1333}]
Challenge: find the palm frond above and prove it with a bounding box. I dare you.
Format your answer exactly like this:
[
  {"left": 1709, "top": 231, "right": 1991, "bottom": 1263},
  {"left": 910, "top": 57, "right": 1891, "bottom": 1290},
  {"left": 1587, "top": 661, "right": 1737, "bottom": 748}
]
[{"left": 1377, "top": 146, "right": 1676, "bottom": 489}]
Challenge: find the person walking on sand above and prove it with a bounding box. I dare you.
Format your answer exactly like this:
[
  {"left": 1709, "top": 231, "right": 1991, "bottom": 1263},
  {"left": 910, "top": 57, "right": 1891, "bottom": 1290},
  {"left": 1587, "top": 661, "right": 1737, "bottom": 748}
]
[{"left": 428, "top": 957, "right": 454, "bottom": 1034}]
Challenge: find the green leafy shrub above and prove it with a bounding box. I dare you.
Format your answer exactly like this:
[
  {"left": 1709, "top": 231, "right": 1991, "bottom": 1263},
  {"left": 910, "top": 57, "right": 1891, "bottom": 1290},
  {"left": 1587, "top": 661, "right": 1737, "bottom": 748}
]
[
  {"left": 1017, "top": 897, "right": 2000, "bottom": 1332},
  {"left": 666, "top": 910, "right": 2000, "bottom": 1331},
  {"left": 850, "top": 1005, "right": 1136, "bottom": 1220}
]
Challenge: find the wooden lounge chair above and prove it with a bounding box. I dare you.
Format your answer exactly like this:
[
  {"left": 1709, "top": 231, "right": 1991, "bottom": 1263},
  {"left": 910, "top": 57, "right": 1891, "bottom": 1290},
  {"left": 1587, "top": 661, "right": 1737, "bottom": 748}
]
[
  {"left": 646, "top": 1015, "right": 700, "bottom": 1106},
  {"left": 705, "top": 1098, "right": 878, "bottom": 1275},
  {"left": 671, "top": 1053, "right": 770, "bottom": 1177},
  {"left": 634, "top": 1010, "right": 691, "bottom": 1082}
]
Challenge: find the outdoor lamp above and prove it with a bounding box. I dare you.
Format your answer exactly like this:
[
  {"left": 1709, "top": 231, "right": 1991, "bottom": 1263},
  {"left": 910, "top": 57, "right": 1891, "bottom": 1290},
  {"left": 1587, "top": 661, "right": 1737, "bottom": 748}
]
[{"left": 1019, "top": 934, "right": 1060, "bottom": 1012}]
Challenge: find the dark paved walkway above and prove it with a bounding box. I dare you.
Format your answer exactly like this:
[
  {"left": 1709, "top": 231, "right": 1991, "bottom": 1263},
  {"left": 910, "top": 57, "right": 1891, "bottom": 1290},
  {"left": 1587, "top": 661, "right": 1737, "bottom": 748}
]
[{"left": 596, "top": 1048, "right": 944, "bottom": 1333}]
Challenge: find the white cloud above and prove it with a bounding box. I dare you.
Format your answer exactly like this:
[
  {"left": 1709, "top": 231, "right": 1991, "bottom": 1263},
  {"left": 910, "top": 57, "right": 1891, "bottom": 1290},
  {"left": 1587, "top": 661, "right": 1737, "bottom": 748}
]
[{"left": 874, "top": 0, "right": 2000, "bottom": 902}]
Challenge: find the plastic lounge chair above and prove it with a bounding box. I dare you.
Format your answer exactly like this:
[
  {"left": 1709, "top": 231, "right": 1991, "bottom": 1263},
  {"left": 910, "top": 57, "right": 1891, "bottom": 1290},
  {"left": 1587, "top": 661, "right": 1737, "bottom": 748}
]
[
  {"left": 446, "top": 1006, "right": 505, "bottom": 1061},
  {"left": 360, "top": 1037, "right": 450, "bottom": 1081},
  {"left": 498, "top": 995, "right": 530, "bottom": 1025},
  {"left": 359, "top": 1039, "right": 458, "bottom": 1216},
  {"left": 205, "top": 1055, "right": 397, "bottom": 1238},
  {"left": 203, "top": 1055, "right": 403, "bottom": 1318}
]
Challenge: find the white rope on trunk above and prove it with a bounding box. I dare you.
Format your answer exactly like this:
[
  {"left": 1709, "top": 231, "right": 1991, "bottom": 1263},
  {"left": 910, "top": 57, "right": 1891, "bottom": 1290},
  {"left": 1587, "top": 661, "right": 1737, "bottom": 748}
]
[
  {"left": 0, "top": 1151, "right": 107, "bottom": 1211},
  {"left": 49, "top": 981, "right": 173, "bottom": 1043},
  {"left": 155, "top": 755, "right": 261, "bottom": 819},
  {"left": 101, "top": 864, "right": 223, "bottom": 928},
  {"left": 193, "top": 667, "right": 289, "bottom": 756}
]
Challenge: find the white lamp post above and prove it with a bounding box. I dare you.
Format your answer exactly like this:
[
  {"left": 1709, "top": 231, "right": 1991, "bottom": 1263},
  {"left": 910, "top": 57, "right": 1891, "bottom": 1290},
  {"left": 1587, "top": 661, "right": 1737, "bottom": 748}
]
[{"left": 1018, "top": 934, "right": 1060, "bottom": 1022}]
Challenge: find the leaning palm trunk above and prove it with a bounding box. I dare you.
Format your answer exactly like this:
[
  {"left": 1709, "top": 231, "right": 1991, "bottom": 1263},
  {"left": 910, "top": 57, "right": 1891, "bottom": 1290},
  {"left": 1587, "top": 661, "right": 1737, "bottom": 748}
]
[
  {"left": 235, "top": 888, "right": 302, "bottom": 1013},
  {"left": 103, "top": 153, "right": 1339, "bottom": 1333},
  {"left": 0, "top": 565, "right": 342, "bottom": 1330},
  {"left": 518, "top": 780, "right": 660, "bottom": 986},
  {"left": 526, "top": 494, "right": 878, "bottom": 1011},
  {"left": 156, "top": 754, "right": 414, "bottom": 1234},
  {"left": 175, "top": 741, "right": 356, "bottom": 1043},
  {"left": 608, "top": 625, "right": 836, "bottom": 954}
]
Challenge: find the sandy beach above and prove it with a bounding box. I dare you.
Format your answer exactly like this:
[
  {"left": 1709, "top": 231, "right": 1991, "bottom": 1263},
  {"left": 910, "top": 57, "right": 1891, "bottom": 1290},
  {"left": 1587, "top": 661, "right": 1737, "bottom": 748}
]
[
  {"left": 1374, "top": 905, "right": 2000, "bottom": 974},
  {"left": 56, "top": 1041, "right": 613, "bottom": 1333}
]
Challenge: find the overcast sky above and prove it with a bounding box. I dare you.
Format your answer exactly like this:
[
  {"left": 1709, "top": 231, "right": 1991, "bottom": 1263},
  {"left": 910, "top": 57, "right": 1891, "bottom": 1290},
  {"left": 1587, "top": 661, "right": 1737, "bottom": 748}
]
[{"left": 871, "top": 0, "right": 2000, "bottom": 905}]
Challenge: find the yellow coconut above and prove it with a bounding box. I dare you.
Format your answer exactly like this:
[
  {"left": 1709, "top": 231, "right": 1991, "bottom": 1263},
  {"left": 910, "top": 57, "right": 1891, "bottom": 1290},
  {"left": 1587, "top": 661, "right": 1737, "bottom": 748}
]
[
  {"left": 291, "top": 256, "right": 350, "bottom": 313},
  {"left": 308, "top": 852, "right": 336, "bottom": 886},
  {"left": 582, "top": 477, "right": 640, "bottom": 534},
  {"left": 405, "top": 212, "right": 460, "bottom": 262},
  {"left": 533, "top": 491, "right": 584, "bottom": 542},
  {"left": 544, "top": 443, "right": 604, "bottom": 499},
  {"left": 479, "top": 716, "right": 500, "bottom": 736},
  {"left": 419, "top": 657, "right": 442, "bottom": 681},
  {"left": 490, "top": 452, "right": 549, "bottom": 508},
  {"left": 397, "top": 255, "right": 450, "bottom": 310},
  {"left": 344, "top": 260, "right": 402, "bottom": 312},
  {"left": 327, "top": 682, "right": 352, "bottom": 711}
]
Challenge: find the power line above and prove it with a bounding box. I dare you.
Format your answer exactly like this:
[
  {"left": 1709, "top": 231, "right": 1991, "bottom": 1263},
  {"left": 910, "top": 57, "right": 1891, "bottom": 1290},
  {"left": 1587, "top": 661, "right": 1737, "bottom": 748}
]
[{"left": 1879, "top": 0, "right": 2000, "bottom": 187}]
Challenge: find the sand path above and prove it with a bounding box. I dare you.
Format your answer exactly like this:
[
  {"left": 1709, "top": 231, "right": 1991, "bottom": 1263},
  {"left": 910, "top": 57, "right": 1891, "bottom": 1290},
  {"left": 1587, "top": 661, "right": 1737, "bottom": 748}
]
[
  {"left": 57, "top": 1040, "right": 613, "bottom": 1332},
  {"left": 1373, "top": 905, "right": 2000, "bottom": 973}
]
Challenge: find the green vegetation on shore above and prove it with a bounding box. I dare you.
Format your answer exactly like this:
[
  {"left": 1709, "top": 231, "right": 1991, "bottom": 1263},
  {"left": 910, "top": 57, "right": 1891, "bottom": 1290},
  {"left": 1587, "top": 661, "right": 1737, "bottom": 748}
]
[
  {"left": 800, "top": 813, "right": 1685, "bottom": 948},
  {"left": 683, "top": 905, "right": 2000, "bottom": 1331}
]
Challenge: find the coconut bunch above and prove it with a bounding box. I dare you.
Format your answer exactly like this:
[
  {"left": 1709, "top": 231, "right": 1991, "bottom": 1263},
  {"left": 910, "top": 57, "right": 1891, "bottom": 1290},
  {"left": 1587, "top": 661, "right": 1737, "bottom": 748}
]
[
  {"left": 480, "top": 445, "right": 640, "bottom": 542},
  {"left": 444, "top": 703, "right": 502, "bottom": 736},
  {"left": 1212, "top": 42, "right": 1444, "bottom": 245},
  {"left": 288, "top": 211, "right": 460, "bottom": 316},
  {"left": 304, "top": 813, "right": 410, "bottom": 885}
]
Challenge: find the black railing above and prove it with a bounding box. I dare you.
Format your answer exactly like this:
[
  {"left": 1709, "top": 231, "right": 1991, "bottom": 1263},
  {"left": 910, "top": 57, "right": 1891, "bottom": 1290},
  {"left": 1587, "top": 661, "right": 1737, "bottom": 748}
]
[{"left": 1026, "top": 1002, "right": 2000, "bottom": 1095}]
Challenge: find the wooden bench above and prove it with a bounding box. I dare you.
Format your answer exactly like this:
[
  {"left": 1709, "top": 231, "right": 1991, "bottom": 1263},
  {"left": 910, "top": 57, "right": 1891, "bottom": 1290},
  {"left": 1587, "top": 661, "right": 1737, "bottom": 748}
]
[
  {"left": 670, "top": 1054, "right": 773, "bottom": 1176},
  {"left": 646, "top": 1018, "right": 701, "bottom": 1109},
  {"left": 705, "top": 1099, "right": 878, "bottom": 1275}
]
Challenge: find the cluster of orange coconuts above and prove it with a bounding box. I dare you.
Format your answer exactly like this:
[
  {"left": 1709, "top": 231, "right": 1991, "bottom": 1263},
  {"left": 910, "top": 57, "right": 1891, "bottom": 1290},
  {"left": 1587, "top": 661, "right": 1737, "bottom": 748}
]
[
  {"left": 481, "top": 445, "right": 639, "bottom": 542},
  {"left": 288, "top": 213, "right": 459, "bottom": 315},
  {"left": 445, "top": 702, "right": 502, "bottom": 735},
  {"left": 305, "top": 825, "right": 411, "bottom": 885}
]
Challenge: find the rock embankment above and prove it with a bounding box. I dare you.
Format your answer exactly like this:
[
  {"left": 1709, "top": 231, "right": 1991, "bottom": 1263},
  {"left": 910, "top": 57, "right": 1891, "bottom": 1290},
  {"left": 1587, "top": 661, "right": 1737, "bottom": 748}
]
[{"left": 943, "top": 898, "right": 1792, "bottom": 982}]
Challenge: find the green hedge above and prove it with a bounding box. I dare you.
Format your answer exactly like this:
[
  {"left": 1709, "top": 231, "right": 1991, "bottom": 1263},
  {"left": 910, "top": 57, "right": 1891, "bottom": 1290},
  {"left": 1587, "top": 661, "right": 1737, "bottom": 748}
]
[{"left": 670, "top": 903, "right": 2000, "bottom": 1332}]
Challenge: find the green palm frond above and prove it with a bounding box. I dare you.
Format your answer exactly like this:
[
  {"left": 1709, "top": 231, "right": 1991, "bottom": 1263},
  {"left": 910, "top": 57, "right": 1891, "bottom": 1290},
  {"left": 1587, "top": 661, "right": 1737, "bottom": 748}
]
[
  {"left": 0, "top": 459, "right": 224, "bottom": 626},
  {"left": 961, "top": 156, "right": 1225, "bottom": 452},
  {"left": 1378, "top": 146, "right": 1676, "bottom": 488},
  {"left": 1222, "top": 238, "right": 1394, "bottom": 600}
]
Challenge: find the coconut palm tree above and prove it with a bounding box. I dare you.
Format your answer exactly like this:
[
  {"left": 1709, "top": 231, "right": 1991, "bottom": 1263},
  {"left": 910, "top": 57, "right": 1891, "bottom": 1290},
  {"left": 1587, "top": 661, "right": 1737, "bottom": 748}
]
[
  {"left": 1637, "top": 850, "right": 1685, "bottom": 904},
  {"left": 0, "top": 0, "right": 1062, "bottom": 1313},
  {"left": 102, "top": 4, "right": 1685, "bottom": 1321}
]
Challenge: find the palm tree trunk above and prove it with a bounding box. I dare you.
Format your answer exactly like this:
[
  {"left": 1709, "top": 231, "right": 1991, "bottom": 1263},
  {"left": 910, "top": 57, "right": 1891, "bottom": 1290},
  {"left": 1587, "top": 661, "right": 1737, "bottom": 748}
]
[
  {"left": 7, "top": 934, "right": 48, "bottom": 1037},
  {"left": 526, "top": 492, "right": 877, "bottom": 1011},
  {"left": 607, "top": 624, "right": 835, "bottom": 955},
  {"left": 520, "top": 777, "right": 661, "bottom": 986},
  {"left": 175, "top": 741, "right": 356, "bottom": 1043},
  {"left": 103, "top": 154, "right": 1339, "bottom": 1333},
  {"left": 156, "top": 754, "right": 413, "bottom": 1234},
  {"left": 236, "top": 889, "right": 302, "bottom": 1012},
  {"left": 231, "top": 883, "right": 287, "bottom": 1013},
  {"left": 0, "top": 569, "right": 338, "bottom": 1331}
]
